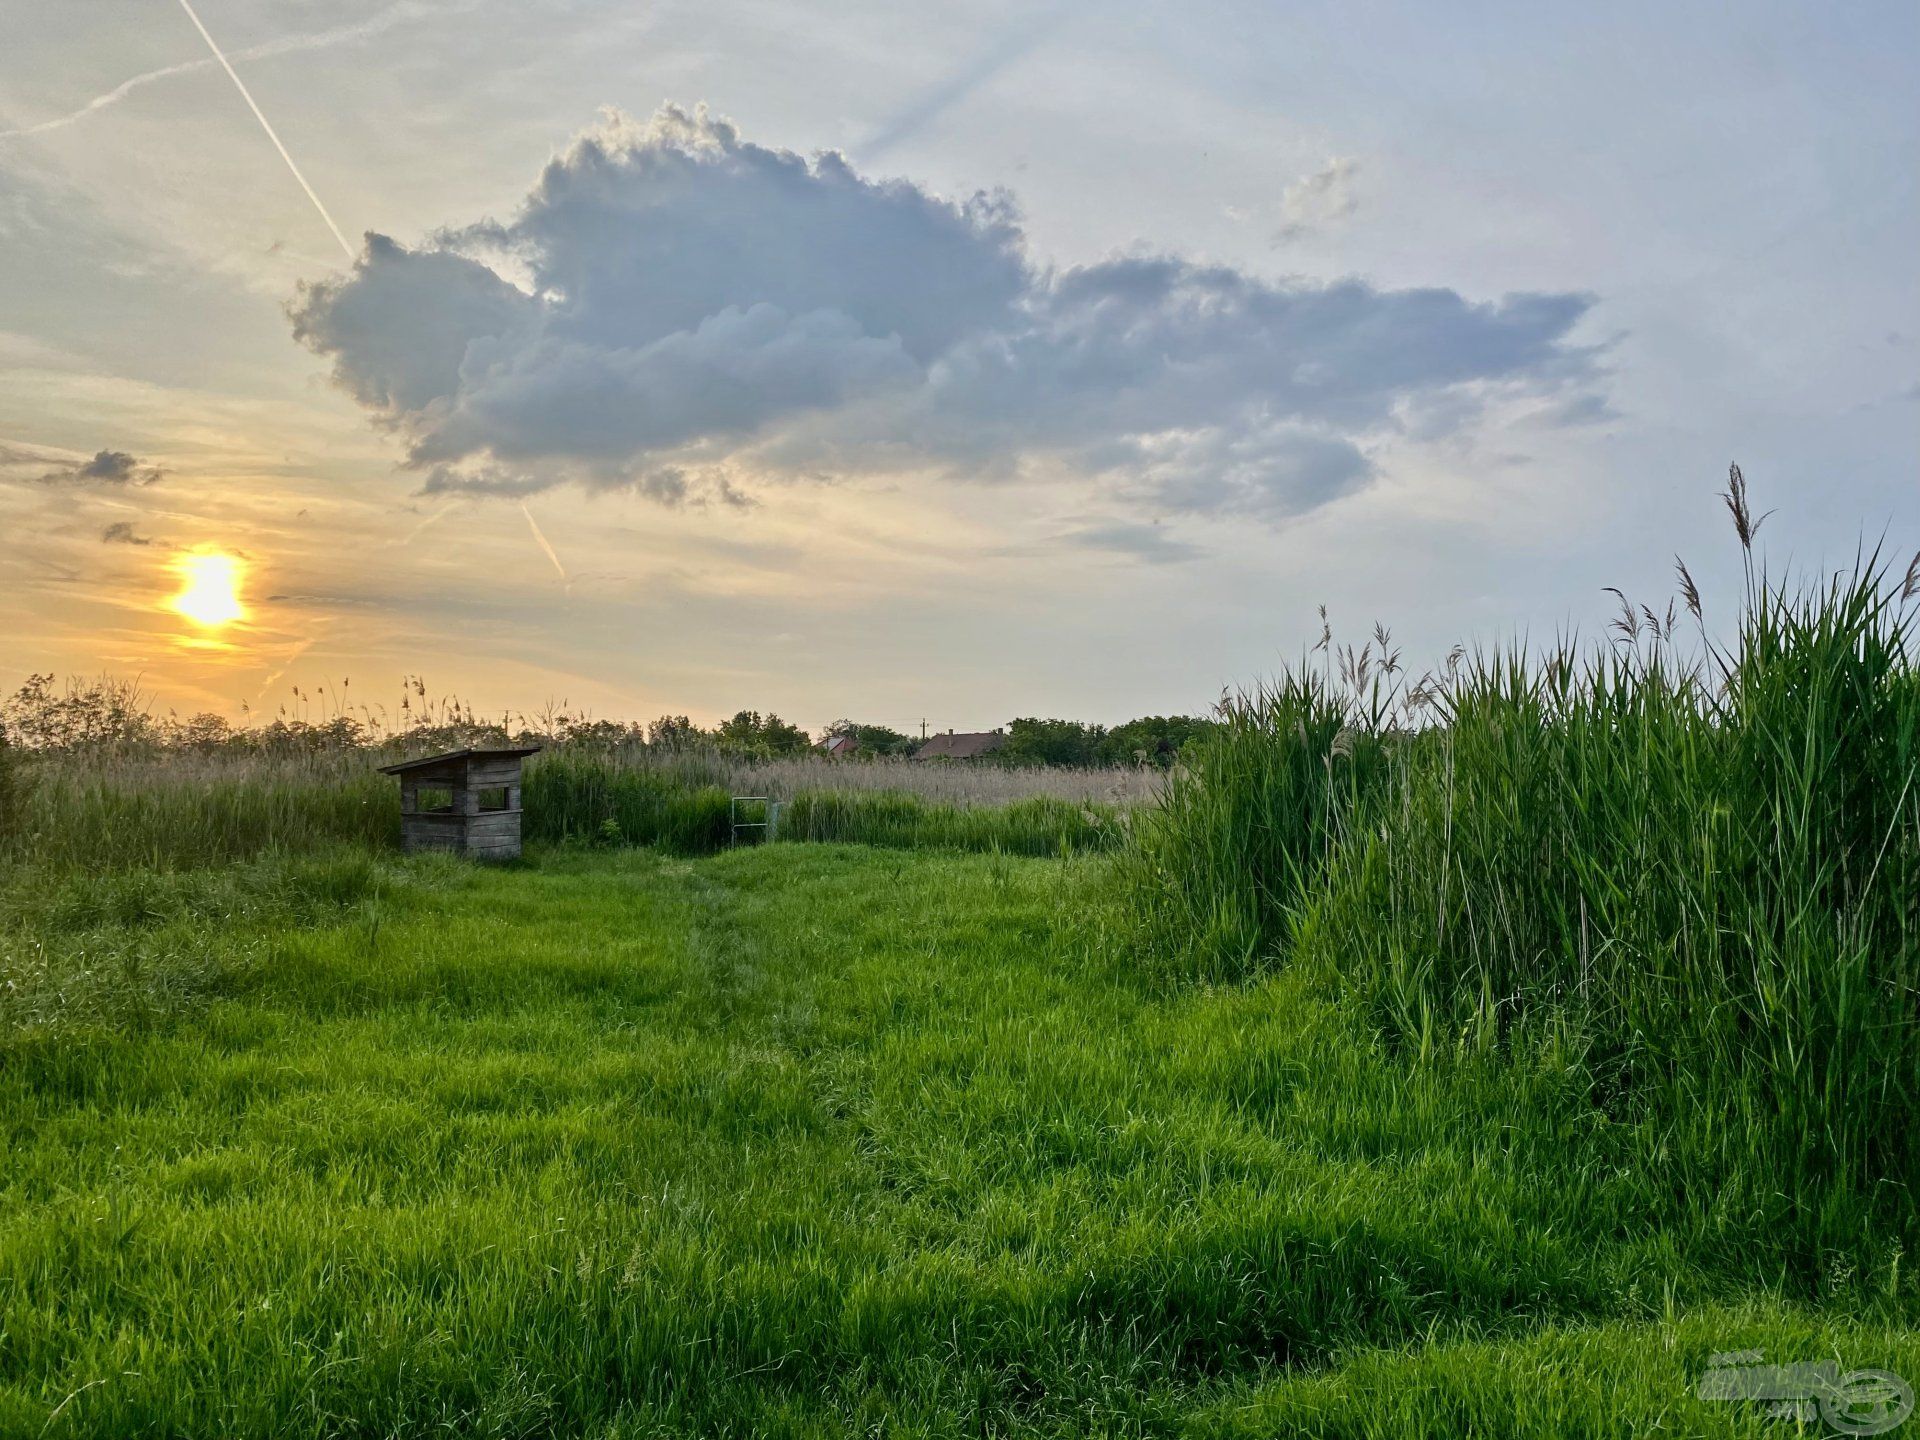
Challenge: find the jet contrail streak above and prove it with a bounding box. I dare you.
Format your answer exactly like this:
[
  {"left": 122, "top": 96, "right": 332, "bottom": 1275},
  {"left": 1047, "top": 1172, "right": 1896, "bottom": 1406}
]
[
  {"left": 520, "top": 503, "right": 570, "bottom": 586},
  {"left": 252, "top": 629, "right": 326, "bottom": 705},
  {"left": 399, "top": 502, "right": 461, "bottom": 546},
  {"left": 172, "top": 0, "right": 356, "bottom": 262}
]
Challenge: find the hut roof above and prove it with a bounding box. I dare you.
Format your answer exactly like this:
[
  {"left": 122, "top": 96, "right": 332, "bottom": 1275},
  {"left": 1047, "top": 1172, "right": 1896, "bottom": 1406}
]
[{"left": 377, "top": 746, "right": 541, "bottom": 775}]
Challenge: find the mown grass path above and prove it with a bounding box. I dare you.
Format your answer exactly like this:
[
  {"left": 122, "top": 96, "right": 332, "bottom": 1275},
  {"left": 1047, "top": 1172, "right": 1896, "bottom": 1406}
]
[{"left": 2, "top": 847, "right": 1912, "bottom": 1436}]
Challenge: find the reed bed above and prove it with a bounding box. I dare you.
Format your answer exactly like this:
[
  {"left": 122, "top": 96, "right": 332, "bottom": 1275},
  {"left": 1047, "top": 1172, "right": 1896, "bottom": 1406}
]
[
  {"left": 0, "top": 742, "right": 1148, "bottom": 873},
  {"left": 5, "top": 749, "right": 395, "bottom": 872},
  {"left": 520, "top": 753, "right": 1129, "bottom": 855},
  {"left": 777, "top": 789, "right": 1121, "bottom": 854},
  {"left": 1124, "top": 522, "right": 1920, "bottom": 1265},
  {"left": 711, "top": 753, "right": 1161, "bottom": 807}
]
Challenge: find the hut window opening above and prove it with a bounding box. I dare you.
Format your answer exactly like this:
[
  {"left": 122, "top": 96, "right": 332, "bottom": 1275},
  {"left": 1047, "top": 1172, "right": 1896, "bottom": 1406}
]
[
  {"left": 477, "top": 786, "right": 510, "bottom": 812},
  {"left": 416, "top": 785, "right": 455, "bottom": 813}
]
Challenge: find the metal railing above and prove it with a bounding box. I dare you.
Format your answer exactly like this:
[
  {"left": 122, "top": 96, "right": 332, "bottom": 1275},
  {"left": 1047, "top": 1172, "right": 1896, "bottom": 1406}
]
[{"left": 728, "top": 795, "right": 781, "bottom": 846}]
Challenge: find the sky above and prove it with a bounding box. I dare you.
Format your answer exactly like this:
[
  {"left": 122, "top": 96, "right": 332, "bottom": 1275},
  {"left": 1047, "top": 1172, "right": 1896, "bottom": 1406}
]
[{"left": 1, "top": 0, "right": 1914, "bottom": 736}]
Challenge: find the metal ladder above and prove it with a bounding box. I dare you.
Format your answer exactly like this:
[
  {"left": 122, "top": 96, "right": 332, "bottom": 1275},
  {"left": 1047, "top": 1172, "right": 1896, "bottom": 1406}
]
[{"left": 728, "top": 795, "right": 781, "bottom": 846}]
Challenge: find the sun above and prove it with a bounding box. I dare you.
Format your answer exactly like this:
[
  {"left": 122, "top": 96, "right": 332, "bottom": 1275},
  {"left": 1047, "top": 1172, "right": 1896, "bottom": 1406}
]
[{"left": 169, "top": 551, "right": 247, "bottom": 629}]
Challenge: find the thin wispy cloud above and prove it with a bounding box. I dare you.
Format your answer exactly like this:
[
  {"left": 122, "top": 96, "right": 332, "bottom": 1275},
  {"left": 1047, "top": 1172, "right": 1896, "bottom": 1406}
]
[
  {"left": 1054, "top": 520, "right": 1202, "bottom": 565},
  {"left": 250, "top": 630, "right": 327, "bottom": 705},
  {"left": 0, "top": 1, "right": 471, "bottom": 142},
  {"left": 1272, "top": 157, "right": 1360, "bottom": 245},
  {"left": 853, "top": 2, "right": 1076, "bottom": 164},
  {"left": 397, "top": 501, "right": 462, "bottom": 545}
]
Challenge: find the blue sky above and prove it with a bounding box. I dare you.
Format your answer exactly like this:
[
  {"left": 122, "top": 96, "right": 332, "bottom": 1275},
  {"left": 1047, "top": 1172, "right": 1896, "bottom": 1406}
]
[{"left": 1, "top": 0, "right": 1914, "bottom": 730}]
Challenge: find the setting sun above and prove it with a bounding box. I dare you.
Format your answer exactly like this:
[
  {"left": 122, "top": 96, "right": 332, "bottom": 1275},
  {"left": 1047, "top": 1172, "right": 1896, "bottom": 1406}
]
[{"left": 168, "top": 551, "right": 247, "bottom": 629}]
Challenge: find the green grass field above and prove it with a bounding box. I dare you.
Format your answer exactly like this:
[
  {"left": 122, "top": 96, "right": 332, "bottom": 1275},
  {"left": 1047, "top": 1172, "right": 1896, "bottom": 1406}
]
[
  {"left": 3, "top": 523, "right": 1914, "bottom": 1435},
  {"left": 3, "top": 843, "right": 1912, "bottom": 1437}
]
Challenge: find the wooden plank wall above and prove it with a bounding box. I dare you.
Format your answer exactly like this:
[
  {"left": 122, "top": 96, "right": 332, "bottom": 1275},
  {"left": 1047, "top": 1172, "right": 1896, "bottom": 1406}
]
[
  {"left": 396, "top": 757, "right": 526, "bottom": 859},
  {"left": 465, "top": 758, "right": 522, "bottom": 789},
  {"left": 401, "top": 814, "right": 467, "bottom": 851},
  {"left": 462, "top": 810, "right": 523, "bottom": 859}
]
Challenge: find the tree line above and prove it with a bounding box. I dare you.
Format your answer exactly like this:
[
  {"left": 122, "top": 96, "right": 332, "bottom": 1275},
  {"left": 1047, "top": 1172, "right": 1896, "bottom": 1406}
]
[{"left": 1, "top": 674, "right": 1214, "bottom": 770}]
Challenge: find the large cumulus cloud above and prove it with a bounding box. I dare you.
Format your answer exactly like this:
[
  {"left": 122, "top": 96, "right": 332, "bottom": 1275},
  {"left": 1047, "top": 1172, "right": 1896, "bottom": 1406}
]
[{"left": 290, "top": 104, "right": 1601, "bottom": 520}]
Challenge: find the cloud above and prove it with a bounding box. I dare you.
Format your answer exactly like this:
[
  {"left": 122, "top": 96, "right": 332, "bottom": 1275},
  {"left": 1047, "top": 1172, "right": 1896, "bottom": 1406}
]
[
  {"left": 1537, "top": 391, "right": 1618, "bottom": 426},
  {"left": 1272, "top": 157, "right": 1360, "bottom": 245},
  {"left": 853, "top": 2, "right": 1074, "bottom": 163},
  {"left": 0, "top": 1, "right": 478, "bottom": 141},
  {"left": 33, "top": 449, "right": 164, "bottom": 485},
  {"left": 1110, "top": 424, "right": 1376, "bottom": 521},
  {"left": 100, "top": 521, "right": 155, "bottom": 545},
  {"left": 290, "top": 105, "right": 1602, "bottom": 522},
  {"left": 1054, "top": 519, "right": 1202, "bottom": 564}
]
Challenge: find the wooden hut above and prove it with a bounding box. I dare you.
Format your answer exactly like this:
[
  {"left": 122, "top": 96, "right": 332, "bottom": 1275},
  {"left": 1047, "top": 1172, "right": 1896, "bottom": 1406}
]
[{"left": 379, "top": 746, "right": 540, "bottom": 859}]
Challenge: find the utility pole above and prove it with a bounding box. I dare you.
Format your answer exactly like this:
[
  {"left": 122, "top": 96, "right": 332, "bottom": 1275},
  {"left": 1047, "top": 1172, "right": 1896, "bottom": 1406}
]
[{"left": 919, "top": 717, "right": 929, "bottom": 741}]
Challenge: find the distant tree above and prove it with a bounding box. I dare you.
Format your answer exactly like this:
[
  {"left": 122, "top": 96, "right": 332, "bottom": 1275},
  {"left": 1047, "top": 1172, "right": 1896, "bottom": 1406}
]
[
  {"left": 999, "top": 717, "right": 1106, "bottom": 767},
  {"left": 556, "top": 718, "right": 645, "bottom": 749},
  {"left": 646, "top": 714, "right": 704, "bottom": 748},
  {"left": 1097, "top": 715, "right": 1219, "bottom": 768},
  {"left": 820, "top": 719, "right": 914, "bottom": 756},
  {"left": 247, "top": 716, "right": 368, "bottom": 756},
  {"left": 760, "top": 714, "right": 810, "bottom": 756},
  {"left": 170, "top": 712, "right": 236, "bottom": 752},
  {"left": 0, "top": 673, "right": 157, "bottom": 750},
  {"left": 992, "top": 715, "right": 1219, "bottom": 768},
  {"left": 715, "top": 710, "right": 810, "bottom": 757}
]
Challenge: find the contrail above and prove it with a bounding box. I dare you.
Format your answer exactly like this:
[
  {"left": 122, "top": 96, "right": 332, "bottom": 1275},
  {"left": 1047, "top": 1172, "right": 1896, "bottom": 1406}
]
[
  {"left": 0, "top": 56, "right": 211, "bottom": 140},
  {"left": 399, "top": 501, "right": 461, "bottom": 546},
  {"left": 0, "top": 3, "right": 471, "bottom": 142},
  {"left": 171, "top": 0, "right": 356, "bottom": 262},
  {"left": 252, "top": 628, "right": 326, "bottom": 705},
  {"left": 520, "top": 503, "right": 570, "bottom": 587},
  {"left": 854, "top": 0, "right": 1075, "bottom": 165}
]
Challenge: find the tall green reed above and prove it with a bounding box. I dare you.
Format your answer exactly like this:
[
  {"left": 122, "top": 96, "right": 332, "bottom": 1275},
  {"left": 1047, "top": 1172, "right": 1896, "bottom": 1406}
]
[
  {"left": 1126, "top": 505, "right": 1919, "bottom": 1259},
  {"left": 5, "top": 751, "right": 395, "bottom": 872},
  {"left": 779, "top": 790, "right": 1120, "bottom": 854},
  {"left": 521, "top": 751, "right": 734, "bottom": 852}
]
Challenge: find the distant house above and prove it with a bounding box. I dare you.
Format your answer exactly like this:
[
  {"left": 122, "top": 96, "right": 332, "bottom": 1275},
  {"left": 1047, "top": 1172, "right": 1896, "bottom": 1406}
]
[
  {"left": 818, "top": 734, "right": 860, "bottom": 758},
  {"left": 912, "top": 729, "right": 1005, "bottom": 761}
]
